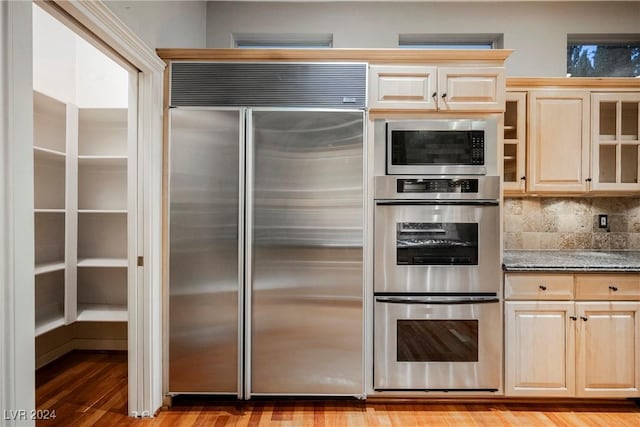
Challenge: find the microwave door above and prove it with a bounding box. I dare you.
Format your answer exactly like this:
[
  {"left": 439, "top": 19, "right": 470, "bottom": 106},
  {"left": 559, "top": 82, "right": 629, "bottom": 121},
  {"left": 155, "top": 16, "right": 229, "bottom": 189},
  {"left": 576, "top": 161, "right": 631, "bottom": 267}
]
[{"left": 385, "top": 120, "right": 491, "bottom": 175}]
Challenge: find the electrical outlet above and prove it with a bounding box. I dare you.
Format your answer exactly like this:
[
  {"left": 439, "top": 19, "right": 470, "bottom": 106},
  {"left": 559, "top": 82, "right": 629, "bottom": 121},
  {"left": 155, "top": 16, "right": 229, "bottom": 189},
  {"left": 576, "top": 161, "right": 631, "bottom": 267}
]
[{"left": 599, "top": 214, "right": 608, "bottom": 229}]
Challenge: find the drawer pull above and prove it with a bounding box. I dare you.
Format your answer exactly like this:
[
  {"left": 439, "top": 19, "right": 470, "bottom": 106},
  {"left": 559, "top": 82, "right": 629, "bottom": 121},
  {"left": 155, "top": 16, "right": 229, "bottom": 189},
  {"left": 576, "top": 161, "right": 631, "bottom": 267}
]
[
  {"left": 539, "top": 285, "right": 547, "bottom": 291},
  {"left": 609, "top": 285, "right": 618, "bottom": 292},
  {"left": 580, "top": 316, "right": 588, "bottom": 322},
  {"left": 570, "top": 316, "right": 577, "bottom": 321}
]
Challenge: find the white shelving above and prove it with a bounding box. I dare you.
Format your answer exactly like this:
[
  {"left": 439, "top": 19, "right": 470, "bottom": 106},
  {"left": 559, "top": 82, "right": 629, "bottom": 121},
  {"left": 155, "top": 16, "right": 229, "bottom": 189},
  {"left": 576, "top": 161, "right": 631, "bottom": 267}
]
[
  {"left": 35, "top": 270, "right": 65, "bottom": 336},
  {"left": 77, "top": 258, "right": 127, "bottom": 268},
  {"left": 78, "top": 108, "right": 128, "bottom": 156},
  {"left": 76, "top": 106, "right": 129, "bottom": 324},
  {"left": 35, "top": 261, "right": 66, "bottom": 275},
  {"left": 77, "top": 267, "right": 127, "bottom": 322},
  {"left": 34, "top": 148, "right": 66, "bottom": 210},
  {"left": 77, "top": 304, "right": 127, "bottom": 322},
  {"left": 33, "top": 91, "right": 131, "bottom": 333},
  {"left": 78, "top": 161, "right": 127, "bottom": 211},
  {"left": 78, "top": 213, "right": 127, "bottom": 259}
]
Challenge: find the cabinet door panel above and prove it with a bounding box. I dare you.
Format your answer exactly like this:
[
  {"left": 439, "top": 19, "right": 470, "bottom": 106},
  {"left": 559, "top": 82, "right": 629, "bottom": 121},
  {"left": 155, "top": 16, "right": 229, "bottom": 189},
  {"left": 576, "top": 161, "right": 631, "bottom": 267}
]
[
  {"left": 505, "top": 302, "right": 575, "bottom": 396},
  {"left": 591, "top": 93, "right": 640, "bottom": 191},
  {"left": 528, "top": 91, "right": 589, "bottom": 192},
  {"left": 438, "top": 67, "right": 505, "bottom": 111},
  {"left": 369, "top": 65, "right": 437, "bottom": 110},
  {"left": 576, "top": 302, "right": 640, "bottom": 397}
]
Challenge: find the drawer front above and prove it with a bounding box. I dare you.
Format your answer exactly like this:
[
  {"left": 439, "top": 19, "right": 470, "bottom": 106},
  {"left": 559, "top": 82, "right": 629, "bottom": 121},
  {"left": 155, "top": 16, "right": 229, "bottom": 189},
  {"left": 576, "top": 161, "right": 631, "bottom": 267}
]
[
  {"left": 505, "top": 273, "right": 574, "bottom": 300},
  {"left": 575, "top": 274, "right": 640, "bottom": 300}
]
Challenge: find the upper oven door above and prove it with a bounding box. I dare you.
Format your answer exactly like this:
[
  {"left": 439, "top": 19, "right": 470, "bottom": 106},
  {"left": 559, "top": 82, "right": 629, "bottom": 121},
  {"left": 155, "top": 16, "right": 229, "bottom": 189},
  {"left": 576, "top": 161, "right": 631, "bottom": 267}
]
[
  {"left": 386, "top": 119, "right": 489, "bottom": 175},
  {"left": 374, "top": 201, "right": 500, "bottom": 293}
]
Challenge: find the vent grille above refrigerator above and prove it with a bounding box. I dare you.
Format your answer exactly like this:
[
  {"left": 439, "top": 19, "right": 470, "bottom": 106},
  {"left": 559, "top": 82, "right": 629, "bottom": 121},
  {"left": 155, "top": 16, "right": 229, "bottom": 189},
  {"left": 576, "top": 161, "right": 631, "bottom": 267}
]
[{"left": 170, "top": 62, "right": 367, "bottom": 109}]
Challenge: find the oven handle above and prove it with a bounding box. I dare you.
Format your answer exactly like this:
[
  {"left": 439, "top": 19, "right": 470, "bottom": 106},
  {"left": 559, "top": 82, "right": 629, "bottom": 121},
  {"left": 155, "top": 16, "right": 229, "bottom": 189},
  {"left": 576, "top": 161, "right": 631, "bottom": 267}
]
[
  {"left": 375, "top": 200, "right": 499, "bottom": 206},
  {"left": 375, "top": 296, "right": 500, "bottom": 305}
]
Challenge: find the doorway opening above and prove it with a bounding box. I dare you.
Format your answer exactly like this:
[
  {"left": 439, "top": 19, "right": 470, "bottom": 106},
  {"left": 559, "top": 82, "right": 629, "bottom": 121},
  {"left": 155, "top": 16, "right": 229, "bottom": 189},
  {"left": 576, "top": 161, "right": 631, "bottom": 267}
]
[{"left": 32, "top": 2, "right": 136, "bottom": 417}]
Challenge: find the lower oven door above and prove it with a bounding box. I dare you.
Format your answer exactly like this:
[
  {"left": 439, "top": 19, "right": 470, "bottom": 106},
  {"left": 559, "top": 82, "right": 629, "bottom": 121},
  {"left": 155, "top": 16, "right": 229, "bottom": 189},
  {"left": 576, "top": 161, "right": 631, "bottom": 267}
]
[
  {"left": 374, "top": 295, "right": 501, "bottom": 391},
  {"left": 374, "top": 201, "right": 499, "bottom": 293}
]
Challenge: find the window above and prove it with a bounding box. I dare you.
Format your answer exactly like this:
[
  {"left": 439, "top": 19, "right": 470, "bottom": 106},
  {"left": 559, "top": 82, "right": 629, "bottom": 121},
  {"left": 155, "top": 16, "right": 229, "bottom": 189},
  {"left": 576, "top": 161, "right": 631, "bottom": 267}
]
[
  {"left": 232, "top": 33, "right": 333, "bottom": 48},
  {"left": 399, "top": 34, "right": 502, "bottom": 49},
  {"left": 567, "top": 35, "right": 640, "bottom": 77}
]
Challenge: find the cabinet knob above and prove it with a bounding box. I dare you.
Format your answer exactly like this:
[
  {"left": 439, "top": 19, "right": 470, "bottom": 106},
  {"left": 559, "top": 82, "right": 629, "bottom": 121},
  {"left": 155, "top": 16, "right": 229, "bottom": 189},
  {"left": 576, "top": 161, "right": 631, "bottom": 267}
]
[
  {"left": 441, "top": 93, "right": 447, "bottom": 99},
  {"left": 581, "top": 316, "right": 588, "bottom": 321},
  {"left": 539, "top": 285, "right": 547, "bottom": 291},
  {"left": 586, "top": 178, "right": 592, "bottom": 182},
  {"left": 609, "top": 285, "right": 618, "bottom": 292},
  {"left": 570, "top": 315, "right": 577, "bottom": 321},
  {"left": 520, "top": 176, "right": 526, "bottom": 181},
  {"left": 432, "top": 92, "right": 437, "bottom": 99}
]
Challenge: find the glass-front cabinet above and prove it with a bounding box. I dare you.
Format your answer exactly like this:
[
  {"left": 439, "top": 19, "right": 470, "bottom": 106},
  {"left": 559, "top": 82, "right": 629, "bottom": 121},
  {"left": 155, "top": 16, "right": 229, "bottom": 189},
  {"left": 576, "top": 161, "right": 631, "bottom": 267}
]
[
  {"left": 503, "top": 91, "right": 526, "bottom": 193},
  {"left": 591, "top": 93, "right": 640, "bottom": 191}
]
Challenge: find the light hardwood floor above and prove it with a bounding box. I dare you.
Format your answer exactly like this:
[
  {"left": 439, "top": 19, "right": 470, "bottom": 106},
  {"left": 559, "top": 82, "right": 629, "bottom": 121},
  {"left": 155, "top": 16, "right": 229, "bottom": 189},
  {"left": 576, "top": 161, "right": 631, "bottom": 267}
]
[{"left": 36, "top": 351, "right": 640, "bottom": 426}]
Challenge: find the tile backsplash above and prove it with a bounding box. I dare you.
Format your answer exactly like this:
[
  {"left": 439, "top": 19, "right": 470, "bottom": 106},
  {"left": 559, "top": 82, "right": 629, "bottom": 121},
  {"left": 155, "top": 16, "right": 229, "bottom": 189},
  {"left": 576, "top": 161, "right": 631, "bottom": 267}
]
[{"left": 504, "top": 197, "right": 640, "bottom": 250}]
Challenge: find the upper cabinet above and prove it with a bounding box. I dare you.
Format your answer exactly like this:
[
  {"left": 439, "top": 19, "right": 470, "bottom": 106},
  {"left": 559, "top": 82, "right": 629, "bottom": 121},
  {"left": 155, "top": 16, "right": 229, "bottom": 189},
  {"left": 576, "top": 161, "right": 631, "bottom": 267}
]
[
  {"left": 591, "top": 93, "right": 640, "bottom": 192},
  {"left": 368, "top": 65, "right": 437, "bottom": 110},
  {"left": 527, "top": 90, "right": 590, "bottom": 193},
  {"left": 437, "top": 67, "right": 505, "bottom": 111},
  {"left": 369, "top": 65, "right": 505, "bottom": 112},
  {"left": 503, "top": 92, "right": 527, "bottom": 193},
  {"left": 504, "top": 78, "right": 640, "bottom": 195}
]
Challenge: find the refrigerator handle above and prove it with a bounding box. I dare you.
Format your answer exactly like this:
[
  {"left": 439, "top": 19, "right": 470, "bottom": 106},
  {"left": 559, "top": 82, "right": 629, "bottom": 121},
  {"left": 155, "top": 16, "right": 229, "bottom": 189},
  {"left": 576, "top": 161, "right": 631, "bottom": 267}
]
[
  {"left": 243, "top": 109, "right": 253, "bottom": 400},
  {"left": 237, "top": 108, "right": 247, "bottom": 400}
]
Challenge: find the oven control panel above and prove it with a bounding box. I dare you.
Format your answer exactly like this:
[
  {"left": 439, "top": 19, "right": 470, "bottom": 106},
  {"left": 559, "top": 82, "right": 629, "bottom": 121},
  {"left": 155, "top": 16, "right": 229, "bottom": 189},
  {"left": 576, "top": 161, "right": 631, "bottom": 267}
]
[{"left": 397, "top": 178, "right": 479, "bottom": 194}]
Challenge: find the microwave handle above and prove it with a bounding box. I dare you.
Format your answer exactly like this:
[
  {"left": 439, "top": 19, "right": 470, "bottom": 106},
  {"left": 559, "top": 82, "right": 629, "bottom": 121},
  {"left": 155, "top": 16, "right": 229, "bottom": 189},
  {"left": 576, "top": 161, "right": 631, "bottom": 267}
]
[{"left": 375, "top": 296, "right": 499, "bottom": 305}]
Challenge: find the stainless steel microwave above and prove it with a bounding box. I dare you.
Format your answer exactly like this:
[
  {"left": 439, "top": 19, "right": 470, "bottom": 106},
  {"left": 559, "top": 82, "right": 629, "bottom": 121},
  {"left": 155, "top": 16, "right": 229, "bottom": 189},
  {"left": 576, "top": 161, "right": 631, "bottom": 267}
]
[{"left": 386, "top": 119, "right": 497, "bottom": 175}]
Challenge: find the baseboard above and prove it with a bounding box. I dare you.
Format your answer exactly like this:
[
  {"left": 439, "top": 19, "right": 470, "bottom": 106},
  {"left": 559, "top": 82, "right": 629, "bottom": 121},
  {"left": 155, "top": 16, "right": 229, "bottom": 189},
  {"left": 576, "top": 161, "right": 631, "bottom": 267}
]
[
  {"left": 36, "top": 338, "right": 128, "bottom": 369},
  {"left": 35, "top": 341, "right": 76, "bottom": 369},
  {"left": 72, "top": 339, "right": 127, "bottom": 351}
]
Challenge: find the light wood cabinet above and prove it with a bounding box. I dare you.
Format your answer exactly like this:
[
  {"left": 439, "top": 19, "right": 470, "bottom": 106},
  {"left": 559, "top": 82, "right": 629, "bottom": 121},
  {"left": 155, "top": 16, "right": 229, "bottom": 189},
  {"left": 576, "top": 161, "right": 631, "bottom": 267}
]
[
  {"left": 503, "top": 92, "right": 527, "bottom": 193},
  {"left": 576, "top": 302, "right": 640, "bottom": 397},
  {"left": 591, "top": 93, "right": 640, "bottom": 192},
  {"left": 504, "top": 272, "right": 640, "bottom": 398},
  {"left": 505, "top": 301, "right": 575, "bottom": 396},
  {"left": 369, "top": 65, "right": 505, "bottom": 112},
  {"left": 575, "top": 273, "right": 640, "bottom": 301},
  {"left": 368, "top": 65, "right": 437, "bottom": 110},
  {"left": 505, "top": 79, "right": 639, "bottom": 195},
  {"left": 505, "top": 273, "right": 574, "bottom": 300},
  {"left": 33, "top": 91, "right": 132, "bottom": 334},
  {"left": 437, "top": 67, "right": 505, "bottom": 111},
  {"left": 527, "top": 90, "right": 590, "bottom": 193}
]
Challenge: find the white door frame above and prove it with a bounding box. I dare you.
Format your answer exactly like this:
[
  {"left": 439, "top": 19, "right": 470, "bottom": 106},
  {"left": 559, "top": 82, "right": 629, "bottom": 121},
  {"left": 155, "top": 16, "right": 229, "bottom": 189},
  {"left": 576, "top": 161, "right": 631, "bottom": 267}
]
[{"left": 0, "top": 1, "right": 165, "bottom": 422}]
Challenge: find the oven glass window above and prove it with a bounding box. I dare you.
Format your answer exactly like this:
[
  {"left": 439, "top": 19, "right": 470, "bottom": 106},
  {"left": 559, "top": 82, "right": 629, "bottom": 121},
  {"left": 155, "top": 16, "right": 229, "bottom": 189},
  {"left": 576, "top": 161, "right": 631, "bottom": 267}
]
[
  {"left": 391, "top": 130, "right": 474, "bottom": 165},
  {"left": 397, "top": 320, "right": 479, "bottom": 362},
  {"left": 397, "top": 222, "right": 478, "bottom": 265}
]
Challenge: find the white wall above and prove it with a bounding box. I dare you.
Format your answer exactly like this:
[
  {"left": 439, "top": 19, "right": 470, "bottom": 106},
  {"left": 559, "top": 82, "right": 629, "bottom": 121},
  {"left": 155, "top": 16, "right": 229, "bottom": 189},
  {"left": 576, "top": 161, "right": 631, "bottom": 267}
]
[
  {"left": 105, "top": 0, "right": 207, "bottom": 49},
  {"left": 75, "top": 39, "right": 128, "bottom": 108},
  {"left": 33, "top": 5, "right": 128, "bottom": 108},
  {"left": 205, "top": 1, "right": 640, "bottom": 76},
  {"left": 33, "top": 5, "right": 77, "bottom": 104}
]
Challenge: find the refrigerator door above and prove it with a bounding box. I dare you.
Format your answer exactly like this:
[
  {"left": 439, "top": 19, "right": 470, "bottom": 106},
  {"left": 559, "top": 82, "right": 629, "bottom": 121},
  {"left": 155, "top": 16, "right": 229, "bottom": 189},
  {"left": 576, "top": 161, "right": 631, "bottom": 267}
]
[
  {"left": 247, "top": 110, "right": 364, "bottom": 396},
  {"left": 169, "top": 109, "right": 242, "bottom": 394}
]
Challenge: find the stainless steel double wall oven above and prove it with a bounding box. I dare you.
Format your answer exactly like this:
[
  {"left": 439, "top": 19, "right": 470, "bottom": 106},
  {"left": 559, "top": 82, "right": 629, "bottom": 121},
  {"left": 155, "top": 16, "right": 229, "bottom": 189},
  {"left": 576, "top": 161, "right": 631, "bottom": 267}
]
[{"left": 374, "top": 119, "right": 502, "bottom": 392}]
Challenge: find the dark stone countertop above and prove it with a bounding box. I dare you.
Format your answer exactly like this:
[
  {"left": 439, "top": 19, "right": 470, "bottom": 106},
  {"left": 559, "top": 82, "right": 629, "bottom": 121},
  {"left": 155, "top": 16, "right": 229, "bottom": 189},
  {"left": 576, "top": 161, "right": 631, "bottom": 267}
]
[{"left": 503, "top": 250, "right": 640, "bottom": 272}]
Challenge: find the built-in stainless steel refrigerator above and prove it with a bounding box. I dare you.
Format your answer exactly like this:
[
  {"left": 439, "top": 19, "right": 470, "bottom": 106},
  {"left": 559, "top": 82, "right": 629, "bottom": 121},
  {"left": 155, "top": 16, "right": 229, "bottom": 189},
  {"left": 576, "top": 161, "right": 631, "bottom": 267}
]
[{"left": 168, "top": 107, "right": 364, "bottom": 398}]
